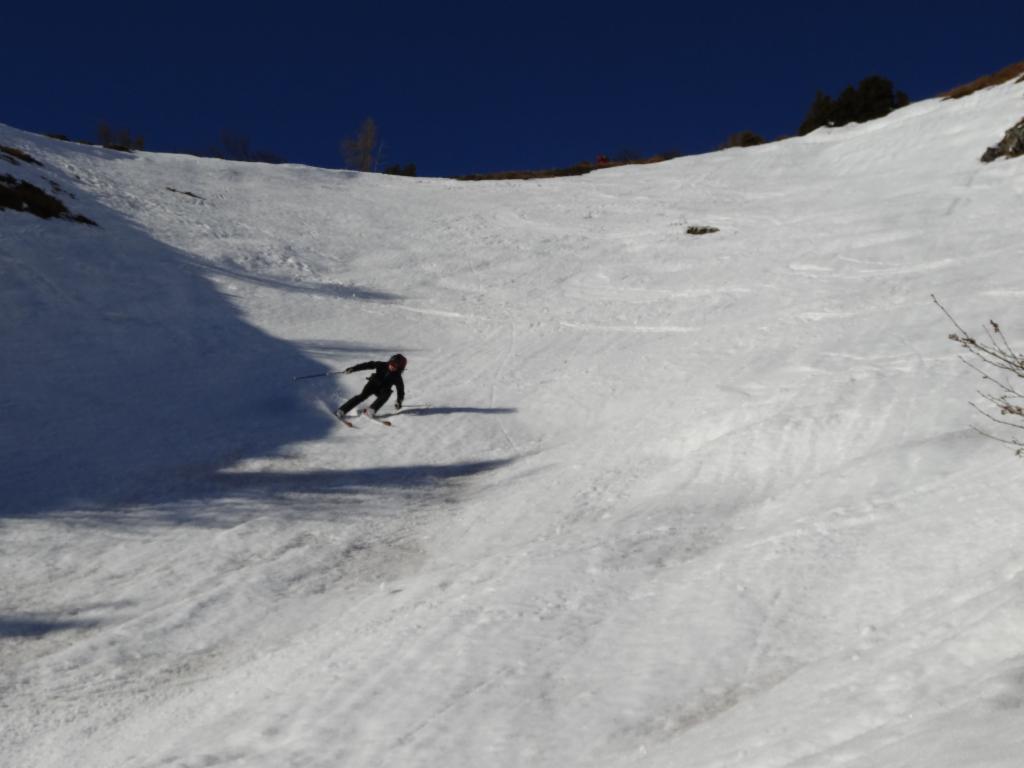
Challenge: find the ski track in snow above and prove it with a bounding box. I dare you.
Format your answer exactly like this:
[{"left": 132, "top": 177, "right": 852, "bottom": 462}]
[
  {"left": 559, "top": 320, "right": 698, "bottom": 333},
  {"left": 3, "top": 81, "right": 1024, "bottom": 768}
]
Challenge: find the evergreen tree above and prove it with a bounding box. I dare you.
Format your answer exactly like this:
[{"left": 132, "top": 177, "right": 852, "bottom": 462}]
[
  {"left": 856, "top": 75, "right": 910, "bottom": 121},
  {"left": 798, "top": 76, "right": 909, "bottom": 135},
  {"left": 799, "top": 91, "right": 835, "bottom": 135}
]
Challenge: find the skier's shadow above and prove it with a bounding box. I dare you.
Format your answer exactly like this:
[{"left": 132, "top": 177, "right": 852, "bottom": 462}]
[{"left": 392, "top": 407, "right": 517, "bottom": 417}]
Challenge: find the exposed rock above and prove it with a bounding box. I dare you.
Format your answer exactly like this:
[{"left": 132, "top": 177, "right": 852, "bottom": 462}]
[
  {"left": 981, "top": 118, "right": 1024, "bottom": 162},
  {"left": 0, "top": 174, "right": 96, "bottom": 225},
  {"left": 1, "top": 145, "right": 43, "bottom": 166}
]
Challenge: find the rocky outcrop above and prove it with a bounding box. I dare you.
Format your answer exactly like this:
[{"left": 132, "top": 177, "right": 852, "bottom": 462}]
[{"left": 981, "top": 118, "right": 1024, "bottom": 162}]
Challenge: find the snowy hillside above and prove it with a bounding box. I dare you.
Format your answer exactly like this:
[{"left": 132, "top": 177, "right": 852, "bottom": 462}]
[{"left": 3, "top": 80, "right": 1024, "bottom": 767}]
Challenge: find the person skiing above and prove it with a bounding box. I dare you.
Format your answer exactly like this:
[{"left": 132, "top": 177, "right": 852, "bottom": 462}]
[{"left": 335, "top": 354, "right": 406, "bottom": 420}]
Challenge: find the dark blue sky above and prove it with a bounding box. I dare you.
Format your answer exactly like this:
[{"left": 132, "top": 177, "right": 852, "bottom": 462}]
[{"left": 6, "top": 2, "right": 1021, "bottom": 177}]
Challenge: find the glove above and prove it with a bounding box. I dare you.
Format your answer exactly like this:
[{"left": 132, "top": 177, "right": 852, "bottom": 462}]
[{"left": 344, "top": 367, "right": 355, "bottom": 374}]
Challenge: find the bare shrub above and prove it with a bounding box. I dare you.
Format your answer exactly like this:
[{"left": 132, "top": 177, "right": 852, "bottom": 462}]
[
  {"left": 97, "top": 121, "right": 144, "bottom": 151},
  {"left": 941, "top": 61, "right": 1024, "bottom": 100},
  {"left": 456, "top": 149, "right": 682, "bottom": 181},
  {"left": 384, "top": 163, "right": 417, "bottom": 177},
  {"left": 935, "top": 295, "right": 1024, "bottom": 453},
  {"left": 721, "top": 131, "right": 765, "bottom": 149},
  {"left": 341, "top": 117, "right": 380, "bottom": 172},
  {"left": 196, "top": 131, "right": 286, "bottom": 163}
]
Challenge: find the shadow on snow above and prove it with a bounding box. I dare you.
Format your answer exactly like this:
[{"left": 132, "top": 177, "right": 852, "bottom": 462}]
[
  {"left": 191, "top": 259, "right": 401, "bottom": 302},
  {"left": 391, "top": 407, "right": 518, "bottom": 417},
  {"left": 0, "top": 148, "right": 473, "bottom": 520},
  {"left": 46, "top": 458, "right": 518, "bottom": 529},
  {"left": 211, "top": 458, "right": 515, "bottom": 497},
  {"left": 0, "top": 613, "right": 104, "bottom": 638}
]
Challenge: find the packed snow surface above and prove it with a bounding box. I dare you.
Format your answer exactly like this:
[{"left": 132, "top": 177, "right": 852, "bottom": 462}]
[{"left": 3, "top": 82, "right": 1024, "bottom": 767}]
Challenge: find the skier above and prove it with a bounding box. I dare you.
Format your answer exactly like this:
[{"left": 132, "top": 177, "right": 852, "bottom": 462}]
[{"left": 335, "top": 354, "right": 406, "bottom": 420}]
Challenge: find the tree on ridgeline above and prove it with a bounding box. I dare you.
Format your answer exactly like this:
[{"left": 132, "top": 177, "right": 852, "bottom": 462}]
[
  {"left": 198, "top": 131, "right": 286, "bottom": 163},
  {"left": 798, "top": 76, "right": 909, "bottom": 135},
  {"left": 341, "top": 117, "right": 381, "bottom": 172},
  {"left": 97, "top": 121, "right": 144, "bottom": 151}
]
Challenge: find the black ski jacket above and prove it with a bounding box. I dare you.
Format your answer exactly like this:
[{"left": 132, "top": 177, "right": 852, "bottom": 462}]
[{"left": 348, "top": 361, "right": 405, "bottom": 402}]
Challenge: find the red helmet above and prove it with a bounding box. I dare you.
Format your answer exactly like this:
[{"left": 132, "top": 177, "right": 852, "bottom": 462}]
[{"left": 388, "top": 353, "right": 407, "bottom": 372}]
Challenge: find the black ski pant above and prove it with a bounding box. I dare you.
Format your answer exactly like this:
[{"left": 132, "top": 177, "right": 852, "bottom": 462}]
[{"left": 339, "top": 383, "right": 393, "bottom": 415}]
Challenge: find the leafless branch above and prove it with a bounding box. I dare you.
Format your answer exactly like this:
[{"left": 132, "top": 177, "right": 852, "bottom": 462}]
[
  {"left": 970, "top": 424, "right": 1024, "bottom": 451},
  {"left": 937, "top": 294, "right": 1024, "bottom": 455}
]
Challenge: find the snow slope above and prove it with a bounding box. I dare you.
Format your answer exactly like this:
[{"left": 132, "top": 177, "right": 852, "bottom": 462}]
[{"left": 2, "top": 81, "right": 1024, "bottom": 767}]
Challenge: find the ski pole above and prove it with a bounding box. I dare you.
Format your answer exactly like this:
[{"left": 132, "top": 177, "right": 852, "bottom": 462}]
[{"left": 293, "top": 370, "right": 348, "bottom": 381}]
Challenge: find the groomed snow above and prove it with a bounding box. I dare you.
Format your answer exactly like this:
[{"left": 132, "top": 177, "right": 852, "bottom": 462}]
[{"left": 2, "top": 81, "right": 1024, "bottom": 767}]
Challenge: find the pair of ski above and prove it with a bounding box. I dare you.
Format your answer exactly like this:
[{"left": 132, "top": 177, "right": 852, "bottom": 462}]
[
  {"left": 335, "top": 408, "right": 392, "bottom": 428},
  {"left": 334, "top": 404, "right": 428, "bottom": 429}
]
